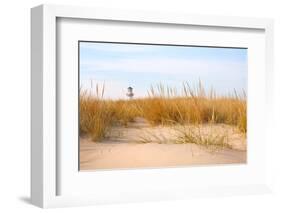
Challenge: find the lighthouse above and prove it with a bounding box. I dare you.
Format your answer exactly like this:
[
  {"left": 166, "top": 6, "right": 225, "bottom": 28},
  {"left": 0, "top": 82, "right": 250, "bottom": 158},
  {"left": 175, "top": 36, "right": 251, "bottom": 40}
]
[{"left": 126, "top": 86, "right": 134, "bottom": 99}]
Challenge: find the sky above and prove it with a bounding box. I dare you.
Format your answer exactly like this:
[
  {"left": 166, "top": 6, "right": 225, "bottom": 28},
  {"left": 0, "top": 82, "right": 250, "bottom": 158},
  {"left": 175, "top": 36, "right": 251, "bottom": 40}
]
[{"left": 79, "top": 42, "right": 247, "bottom": 100}]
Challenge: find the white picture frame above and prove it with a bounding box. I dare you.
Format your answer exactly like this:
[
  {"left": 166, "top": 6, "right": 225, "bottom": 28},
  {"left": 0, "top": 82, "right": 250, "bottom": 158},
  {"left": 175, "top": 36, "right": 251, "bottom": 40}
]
[{"left": 31, "top": 4, "right": 274, "bottom": 208}]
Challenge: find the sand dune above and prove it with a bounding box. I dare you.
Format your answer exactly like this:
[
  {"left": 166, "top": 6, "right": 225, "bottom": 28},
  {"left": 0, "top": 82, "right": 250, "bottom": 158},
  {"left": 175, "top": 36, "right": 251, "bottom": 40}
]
[{"left": 80, "top": 119, "right": 246, "bottom": 170}]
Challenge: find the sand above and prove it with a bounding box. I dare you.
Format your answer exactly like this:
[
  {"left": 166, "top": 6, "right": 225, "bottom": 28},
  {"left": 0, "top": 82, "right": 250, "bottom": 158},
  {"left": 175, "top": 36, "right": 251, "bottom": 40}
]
[{"left": 80, "top": 118, "right": 247, "bottom": 170}]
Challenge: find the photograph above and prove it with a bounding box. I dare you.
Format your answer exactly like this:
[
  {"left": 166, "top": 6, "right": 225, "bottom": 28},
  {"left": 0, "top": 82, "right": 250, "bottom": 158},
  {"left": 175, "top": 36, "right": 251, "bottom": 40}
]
[{"left": 79, "top": 41, "right": 247, "bottom": 170}]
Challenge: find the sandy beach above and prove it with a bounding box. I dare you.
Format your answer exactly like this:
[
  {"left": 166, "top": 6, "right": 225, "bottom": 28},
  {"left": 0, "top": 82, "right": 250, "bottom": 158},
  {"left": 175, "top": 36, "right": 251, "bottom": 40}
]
[{"left": 80, "top": 118, "right": 247, "bottom": 170}]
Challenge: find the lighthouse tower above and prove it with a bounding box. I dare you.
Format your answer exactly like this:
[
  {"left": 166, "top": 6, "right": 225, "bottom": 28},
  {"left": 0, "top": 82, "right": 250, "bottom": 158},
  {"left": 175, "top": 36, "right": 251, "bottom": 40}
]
[{"left": 126, "top": 87, "right": 134, "bottom": 99}]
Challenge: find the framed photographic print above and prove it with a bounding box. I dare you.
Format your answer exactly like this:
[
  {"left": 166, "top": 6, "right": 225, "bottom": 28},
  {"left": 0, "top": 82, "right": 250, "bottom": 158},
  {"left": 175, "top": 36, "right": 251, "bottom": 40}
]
[
  {"left": 31, "top": 4, "right": 274, "bottom": 208},
  {"left": 78, "top": 41, "right": 248, "bottom": 170}
]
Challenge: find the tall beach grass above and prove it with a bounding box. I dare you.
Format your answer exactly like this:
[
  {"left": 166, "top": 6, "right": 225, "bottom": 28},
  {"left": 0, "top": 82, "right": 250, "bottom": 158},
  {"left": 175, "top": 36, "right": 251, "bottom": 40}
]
[{"left": 79, "top": 82, "right": 247, "bottom": 142}]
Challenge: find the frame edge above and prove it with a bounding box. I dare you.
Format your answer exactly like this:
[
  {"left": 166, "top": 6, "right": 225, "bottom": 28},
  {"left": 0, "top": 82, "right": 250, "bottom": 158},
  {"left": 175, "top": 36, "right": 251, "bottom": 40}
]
[{"left": 31, "top": 5, "right": 44, "bottom": 208}]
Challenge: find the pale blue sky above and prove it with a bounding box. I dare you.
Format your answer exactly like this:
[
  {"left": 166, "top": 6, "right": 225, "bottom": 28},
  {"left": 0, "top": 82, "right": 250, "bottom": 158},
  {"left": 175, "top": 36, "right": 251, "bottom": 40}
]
[{"left": 79, "top": 42, "right": 247, "bottom": 99}]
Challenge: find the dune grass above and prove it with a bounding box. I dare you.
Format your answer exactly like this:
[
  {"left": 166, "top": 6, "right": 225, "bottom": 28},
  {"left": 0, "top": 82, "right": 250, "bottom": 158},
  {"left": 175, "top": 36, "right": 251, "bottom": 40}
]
[
  {"left": 79, "top": 82, "right": 247, "bottom": 142},
  {"left": 173, "top": 124, "right": 232, "bottom": 151},
  {"left": 137, "top": 124, "right": 232, "bottom": 152}
]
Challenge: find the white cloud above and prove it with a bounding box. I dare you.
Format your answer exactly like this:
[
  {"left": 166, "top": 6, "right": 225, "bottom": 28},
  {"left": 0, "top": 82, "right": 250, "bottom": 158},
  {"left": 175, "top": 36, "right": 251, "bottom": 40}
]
[{"left": 81, "top": 57, "right": 246, "bottom": 76}]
